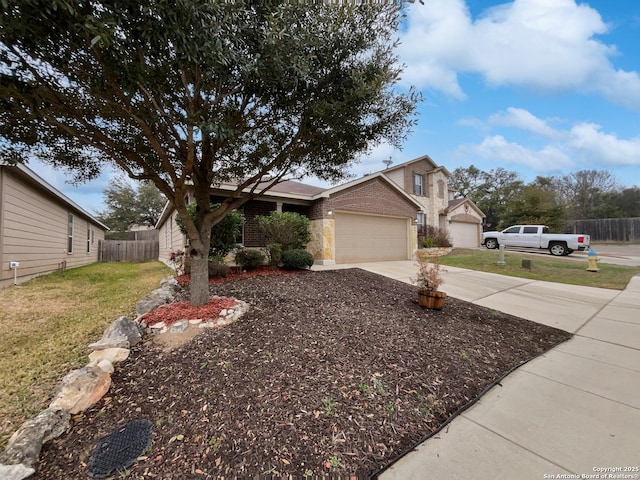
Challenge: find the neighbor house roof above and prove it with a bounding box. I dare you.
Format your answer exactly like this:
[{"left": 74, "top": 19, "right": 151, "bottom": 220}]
[
  {"left": 380, "top": 154, "right": 452, "bottom": 177},
  {"left": 213, "top": 179, "right": 326, "bottom": 200}
]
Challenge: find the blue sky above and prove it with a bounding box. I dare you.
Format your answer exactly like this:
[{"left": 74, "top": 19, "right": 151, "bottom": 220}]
[{"left": 30, "top": 0, "right": 640, "bottom": 213}]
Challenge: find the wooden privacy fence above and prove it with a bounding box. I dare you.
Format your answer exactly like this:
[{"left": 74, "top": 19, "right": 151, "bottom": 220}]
[
  {"left": 99, "top": 239, "right": 159, "bottom": 262},
  {"left": 105, "top": 230, "right": 159, "bottom": 241},
  {"left": 567, "top": 218, "right": 640, "bottom": 243}
]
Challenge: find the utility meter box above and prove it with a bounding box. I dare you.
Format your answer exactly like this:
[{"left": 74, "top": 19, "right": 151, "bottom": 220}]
[{"left": 9, "top": 261, "right": 19, "bottom": 269}]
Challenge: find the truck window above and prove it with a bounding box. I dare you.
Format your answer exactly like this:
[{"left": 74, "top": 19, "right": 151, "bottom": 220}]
[
  {"left": 523, "top": 227, "right": 538, "bottom": 234},
  {"left": 503, "top": 226, "right": 521, "bottom": 234}
]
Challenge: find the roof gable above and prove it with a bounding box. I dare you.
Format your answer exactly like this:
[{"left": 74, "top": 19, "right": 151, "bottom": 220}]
[
  {"left": 447, "top": 197, "right": 485, "bottom": 217},
  {"left": 315, "top": 172, "right": 422, "bottom": 209},
  {"left": 380, "top": 154, "right": 450, "bottom": 177}
]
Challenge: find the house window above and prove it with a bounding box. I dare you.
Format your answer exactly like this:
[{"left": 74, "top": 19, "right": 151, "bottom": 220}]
[
  {"left": 68, "top": 213, "right": 74, "bottom": 254},
  {"left": 417, "top": 213, "right": 426, "bottom": 227},
  {"left": 413, "top": 173, "right": 424, "bottom": 196},
  {"left": 87, "top": 226, "right": 91, "bottom": 253}
]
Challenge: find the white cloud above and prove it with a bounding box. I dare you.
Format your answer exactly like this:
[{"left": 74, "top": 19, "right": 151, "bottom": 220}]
[
  {"left": 398, "top": 0, "right": 640, "bottom": 110},
  {"left": 397, "top": 0, "right": 473, "bottom": 99},
  {"left": 463, "top": 107, "right": 640, "bottom": 177},
  {"left": 489, "top": 107, "right": 561, "bottom": 138},
  {"left": 472, "top": 135, "right": 573, "bottom": 172},
  {"left": 569, "top": 123, "right": 640, "bottom": 166},
  {"left": 458, "top": 116, "right": 490, "bottom": 131}
]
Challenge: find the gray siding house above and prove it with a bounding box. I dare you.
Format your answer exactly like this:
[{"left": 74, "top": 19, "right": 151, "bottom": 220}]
[{"left": 0, "top": 163, "right": 109, "bottom": 288}]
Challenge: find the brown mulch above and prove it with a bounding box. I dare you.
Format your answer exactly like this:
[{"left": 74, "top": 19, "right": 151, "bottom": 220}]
[
  {"left": 176, "top": 266, "right": 302, "bottom": 287},
  {"left": 140, "top": 297, "right": 240, "bottom": 328},
  {"left": 34, "top": 268, "right": 571, "bottom": 479}
]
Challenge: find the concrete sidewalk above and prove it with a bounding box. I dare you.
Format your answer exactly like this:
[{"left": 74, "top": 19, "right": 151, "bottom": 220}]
[{"left": 313, "top": 261, "right": 640, "bottom": 480}]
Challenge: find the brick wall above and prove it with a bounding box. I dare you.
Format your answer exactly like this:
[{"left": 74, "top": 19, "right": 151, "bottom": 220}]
[
  {"left": 242, "top": 200, "right": 277, "bottom": 247},
  {"left": 325, "top": 177, "right": 418, "bottom": 218},
  {"left": 403, "top": 160, "right": 435, "bottom": 197},
  {"left": 309, "top": 197, "right": 328, "bottom": 220}
]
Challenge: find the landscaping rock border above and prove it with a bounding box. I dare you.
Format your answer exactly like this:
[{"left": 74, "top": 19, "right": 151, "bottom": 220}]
[{"left": 0, "top": 276, "right": 246, "bottom": 480}]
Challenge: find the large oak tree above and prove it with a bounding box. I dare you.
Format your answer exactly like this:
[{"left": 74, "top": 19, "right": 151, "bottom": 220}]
[{"left": 0, "top": 0, "right": 419, "bottom": 305}]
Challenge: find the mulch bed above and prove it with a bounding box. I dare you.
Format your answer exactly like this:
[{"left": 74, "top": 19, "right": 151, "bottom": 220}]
[
  {"left": 140, "top": 297, "right": 240, "bottom": 328},
  {"left": 176, "top": 266, "right": 301, "bottom": 287},
  {"left": 34, "top": 268, "right": 571, "bottom": 479}
]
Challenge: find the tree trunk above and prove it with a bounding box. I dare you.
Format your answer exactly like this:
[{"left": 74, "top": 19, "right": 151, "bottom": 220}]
[
  {"left": 189, "top": 251, "right": 210, "bottom": 306},
  {"left": 189, "top": 225, "right": 212, "bottom": 306}
]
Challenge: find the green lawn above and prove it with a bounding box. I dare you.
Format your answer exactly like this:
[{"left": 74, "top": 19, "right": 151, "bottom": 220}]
[
  {"left": 437, "top": 248, "right": 640, "bottom": 290},
  {"left": 0, "top": 261, "right": 172, "bottom": 450}
]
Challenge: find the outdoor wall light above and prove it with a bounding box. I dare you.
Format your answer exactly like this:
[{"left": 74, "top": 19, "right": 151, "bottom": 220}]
[{"left": 327, "top": 210, "right": 333, "bottom": 216}]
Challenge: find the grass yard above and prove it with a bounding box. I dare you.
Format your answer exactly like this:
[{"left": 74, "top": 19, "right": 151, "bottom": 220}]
[
  {"left": 438, "top": 248, "right": 640, "bottom": 290},
  {"left": 0, "top": 261, "right": 172, "bottom": 450}
]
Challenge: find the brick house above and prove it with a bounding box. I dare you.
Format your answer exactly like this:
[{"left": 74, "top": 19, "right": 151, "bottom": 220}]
[
  {"left": 157, "top": 172, "right": 422, "bottom": 265},
  {"left": 380, "top": 155, "right": 484, "bottom": 248},
  {"left": 156, "top": 154, "right": 485, "bottom": 266}
]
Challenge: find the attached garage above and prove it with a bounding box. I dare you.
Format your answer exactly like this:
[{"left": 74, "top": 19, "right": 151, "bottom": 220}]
[
  {"left": 446, "top": 198, "right": 485, "bottom": 249},
  {"left": 335, "top": 212, "right": 410, "bottom": 263},
  {"left": 449, "top": 220, "right": 480, "bottom": 248}
]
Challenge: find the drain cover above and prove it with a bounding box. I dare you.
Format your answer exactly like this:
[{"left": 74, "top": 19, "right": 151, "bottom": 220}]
[{"left": 87, "top": 419, "right": 153, "bottom": 479}]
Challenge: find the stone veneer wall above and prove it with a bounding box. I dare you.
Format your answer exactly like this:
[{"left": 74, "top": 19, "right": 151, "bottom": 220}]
[
  {"left": 308, "top": 218, "right": 335, "bottom": 265},
  {"left": 410, "top": 224, "right": 418, "bottom": 256}
]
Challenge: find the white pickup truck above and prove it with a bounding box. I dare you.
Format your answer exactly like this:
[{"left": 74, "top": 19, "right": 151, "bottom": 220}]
[{"left": 481, "top": 225, "right": 590, "bottom": 256}]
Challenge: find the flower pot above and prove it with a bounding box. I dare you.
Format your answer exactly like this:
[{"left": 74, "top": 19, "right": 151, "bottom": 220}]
[{"left": 418, "top": 289, "right": 447, "bottom": 310}]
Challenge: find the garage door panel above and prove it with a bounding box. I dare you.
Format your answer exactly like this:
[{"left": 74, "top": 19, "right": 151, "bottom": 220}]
[
  {"left": 450, "top": 222, "right": 480, "bottom": 248},
  {"left": 335, "top": 213, "right": 409, "bottom": 263}
]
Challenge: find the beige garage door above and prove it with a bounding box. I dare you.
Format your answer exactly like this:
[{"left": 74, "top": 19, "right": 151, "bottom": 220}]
[
  {"left": 335, "top": 212, "right": 409, "bottom": 263},
  {"left": 449, "top": 221, "right": 480, "bottom": 248}
]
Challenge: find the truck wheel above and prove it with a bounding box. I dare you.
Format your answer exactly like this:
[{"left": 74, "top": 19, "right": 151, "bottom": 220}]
[
  {"left": 484, "top": 238, "right": 499, "bottom": 249},
  {"left": 549, "top": 242, "right": 568, "bottom": 256}
]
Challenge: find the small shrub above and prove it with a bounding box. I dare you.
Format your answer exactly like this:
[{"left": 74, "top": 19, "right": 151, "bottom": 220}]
[
  {"left": 266, "top": 243, "right": 283, "bottom": 268},
  {"left": 421, "top": 225, "right": 452, "bottom": 248},
  {"left": 256, "top": 211, "right": 311, "bottom": 251},
  {"left": 281, "top": 249, "right": 314, "bottom": 270},
  {"left": 168, "top": 250, "right": 185, "bottom": 275},
  {"left": 412, "top": 253, "right": 446, "bottom": 292},
  {"left": 234, "top": 249, "right": 265, "bottom": 270},
  {"left": 208, "top": 261, "right": 230, "bottom": 278}
]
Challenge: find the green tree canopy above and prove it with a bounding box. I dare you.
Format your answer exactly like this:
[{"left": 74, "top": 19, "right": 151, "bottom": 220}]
[
  {"left": 0, "top": 0, "right": 419, "bottom": 305},
  {"left": 97, "top": 176, "right": 165, "bottom": 231},
  {"left": 554, "top": 170, "right": 619, "bottom": 219},
  {"left": 448, "top": 165, "right": 523, "bottom": 229},
  {"left": 500, "top": 185, "right": 565, "bottom": 231}
]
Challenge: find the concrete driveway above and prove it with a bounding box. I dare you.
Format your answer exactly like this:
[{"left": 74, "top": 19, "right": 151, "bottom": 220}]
[{"left": 313, "top": 260, "right": 640, "bottom": 480}]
